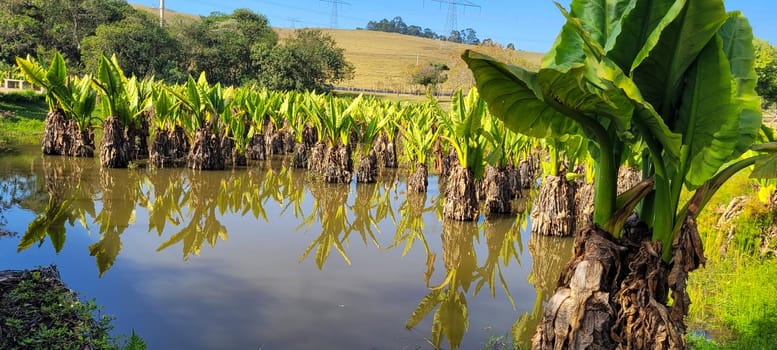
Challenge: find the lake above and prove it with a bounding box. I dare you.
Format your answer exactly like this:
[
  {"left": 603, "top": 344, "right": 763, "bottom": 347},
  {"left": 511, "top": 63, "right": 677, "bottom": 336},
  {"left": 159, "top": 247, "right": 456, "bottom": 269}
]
[{"left": 0, "top": 146, "right": 573, "bottom": 349}]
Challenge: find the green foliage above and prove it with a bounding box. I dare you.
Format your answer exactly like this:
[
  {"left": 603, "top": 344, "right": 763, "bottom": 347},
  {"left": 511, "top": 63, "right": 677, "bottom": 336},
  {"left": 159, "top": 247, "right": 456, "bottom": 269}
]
[
  {"left": 754, "top": 39, "right": 777, "bottom": 108},
  {"left": 399, "top": 98, "right": 440, "bottom": 168},
  {"left": 91, "top": 54, "right": 152, "bottom": 128},
  {"left": 256, "top": 29, "right": 355, "bottom": 91},
  {"left": 80, "top": 11, "right": 183, "bottom": 82},
  {"left": 0, "top": 268, "right": 144, "bottom": 350},
  {"left": 464, "top": 0, "right": 777, "bottom": 262},
  {"left": 411, "top": 62, "right": 449, "bottom": 92},
  {"left": 438, "top": 87, "right": 487, "bottom": 178}
]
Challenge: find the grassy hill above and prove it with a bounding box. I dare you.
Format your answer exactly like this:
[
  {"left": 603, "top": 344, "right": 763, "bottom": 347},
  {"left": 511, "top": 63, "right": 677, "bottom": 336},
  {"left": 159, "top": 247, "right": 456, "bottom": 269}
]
[{"left": 132, "top": 4, "right": 543, "bottom": 94}]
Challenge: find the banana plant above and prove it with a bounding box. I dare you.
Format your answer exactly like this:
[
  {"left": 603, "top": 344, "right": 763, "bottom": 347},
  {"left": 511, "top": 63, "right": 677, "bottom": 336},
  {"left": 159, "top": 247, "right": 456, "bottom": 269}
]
[
  {"left": 464, "top": 0, "right": 777, "bottom": 347},
  {"left": 399, "top": 100, "right": 440, "bottom": 193},
  {"left": 438, "top": 87, "right": 488, "bottom": 221}
]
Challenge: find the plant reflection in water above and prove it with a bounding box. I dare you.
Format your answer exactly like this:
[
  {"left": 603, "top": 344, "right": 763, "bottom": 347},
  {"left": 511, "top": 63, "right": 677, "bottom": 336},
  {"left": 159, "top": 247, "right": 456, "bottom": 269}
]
[{"left": 13, "top": 156, "right": 574, "bottom": 349}]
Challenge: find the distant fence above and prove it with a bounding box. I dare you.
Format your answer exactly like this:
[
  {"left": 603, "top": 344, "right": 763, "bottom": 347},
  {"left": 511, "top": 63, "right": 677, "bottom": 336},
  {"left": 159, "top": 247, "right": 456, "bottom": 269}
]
[
  {"left": 333, "top": 86, "right": 454, "bottom": 98},
  {"left": 0, "top": 79, "right": 42, "bottom": 93}
]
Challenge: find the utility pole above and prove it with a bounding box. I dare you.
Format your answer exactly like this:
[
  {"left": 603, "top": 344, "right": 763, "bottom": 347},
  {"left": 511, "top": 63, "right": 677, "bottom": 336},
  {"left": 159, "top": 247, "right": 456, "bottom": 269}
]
[
  {"left": 430, "top": 0, "right": 479, "bottom": 40},
  {"left": 285, "top": 17, "right": 301, "bottom": 28},
  {"left": 159, "top": 0, "right": 165, "bottom": 27},
  {"left": 320, "top": 0, "right": 349, "bottom": 29}
]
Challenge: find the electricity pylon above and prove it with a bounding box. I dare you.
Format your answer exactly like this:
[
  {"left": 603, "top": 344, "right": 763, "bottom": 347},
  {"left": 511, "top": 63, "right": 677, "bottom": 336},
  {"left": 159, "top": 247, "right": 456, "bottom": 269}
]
[
  {"left": 430, "top": 0, "right": 479, "bottom": 38},
  {"left": 320, "top": 0, "right": 349, "bottom": 29}
]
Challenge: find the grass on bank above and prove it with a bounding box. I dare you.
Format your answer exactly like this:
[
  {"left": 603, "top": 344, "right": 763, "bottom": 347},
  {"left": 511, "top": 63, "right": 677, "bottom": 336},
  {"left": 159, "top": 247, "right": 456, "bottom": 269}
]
[
  {"left": 0, "top": 266, "right": 146, "bottom": 350},
  {"left": 0, "top": 90, "right": 47, "bottom": 146},
  {"left": 686, "top": 172, "right": 777, "bottom": 349}
]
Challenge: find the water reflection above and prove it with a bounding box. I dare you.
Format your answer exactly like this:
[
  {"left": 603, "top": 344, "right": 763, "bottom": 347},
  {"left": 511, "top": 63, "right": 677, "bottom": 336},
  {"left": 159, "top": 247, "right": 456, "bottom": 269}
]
[{"left": 3, "top": 152, "right": 577, "bottom": 349}]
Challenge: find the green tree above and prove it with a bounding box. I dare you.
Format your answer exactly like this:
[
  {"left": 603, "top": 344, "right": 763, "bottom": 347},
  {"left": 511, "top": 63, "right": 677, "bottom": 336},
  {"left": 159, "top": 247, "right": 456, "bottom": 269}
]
[
  {"left": 179, "top": 9, "right": 277, "bottom": 86},
  {"left": 80, "top": 11, "right": 183, "bottom": 81},
  {"left": 257, "top": 29, "right": 354, "bottom": 91},
  {"left": 754, "top": 38, "right": 777, "bottom": 107},
  {"left": 411, "top": 62, "right": 449, "bottom": 94}
]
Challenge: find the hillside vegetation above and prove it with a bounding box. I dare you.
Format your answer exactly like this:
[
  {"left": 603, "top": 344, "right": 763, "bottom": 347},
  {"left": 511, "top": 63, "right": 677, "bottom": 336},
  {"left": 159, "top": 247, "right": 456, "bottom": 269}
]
[{"left": 133, "top": 4, "right": 542, "bottom": 94}]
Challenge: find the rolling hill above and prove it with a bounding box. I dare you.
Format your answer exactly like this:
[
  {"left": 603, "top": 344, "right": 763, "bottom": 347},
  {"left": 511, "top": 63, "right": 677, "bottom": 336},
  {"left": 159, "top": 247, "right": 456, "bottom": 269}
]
[{"left": 132, "top": 4, "right": 543, "bottom": 94}]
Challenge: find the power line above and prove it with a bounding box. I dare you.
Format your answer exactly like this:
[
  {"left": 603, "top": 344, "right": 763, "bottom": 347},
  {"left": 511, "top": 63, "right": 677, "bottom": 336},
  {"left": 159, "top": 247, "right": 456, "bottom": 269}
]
[
  {"left": 285, "top": 17, "right": 301, "bottom": 28},
  {"left": 320, "top": 0, "right": 349, "bottom": 28},
  {"left": 430, "top": 0, "right": 480, "bottom": 37}
]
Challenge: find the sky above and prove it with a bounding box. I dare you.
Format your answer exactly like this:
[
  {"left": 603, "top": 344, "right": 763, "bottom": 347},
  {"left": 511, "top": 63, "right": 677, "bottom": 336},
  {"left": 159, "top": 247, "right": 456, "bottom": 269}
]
[{"left": 153, "top": 0, "right": 777, "bottom": 53}]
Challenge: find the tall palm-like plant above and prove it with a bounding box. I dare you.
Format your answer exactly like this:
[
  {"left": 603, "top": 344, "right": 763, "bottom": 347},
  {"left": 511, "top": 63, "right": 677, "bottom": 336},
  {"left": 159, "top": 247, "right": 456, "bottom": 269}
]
[
  {"left": 242, "top": 88, "right": 276, "bottom": 161},
  {"left": 438, "top": 88, "right": 488, "bottom": 221},
  {"left": 305, "top": 93, "right": 362, "bottom": 183},
  {"left": 353, "top": 100, "right": 389, "bottom": 183},
  {"left": 464, "top": 0, "right": 777, "bottom": 347},
  {"left": 481, "top": 113, "right": 528, "bottom": 216},
  {"left": 91, "top": 55, "right": 151, "bottom": 168},
  {"left": 149, "top": 83, "right": 187, "bottom": 167},
  {"left": 399, "top": 101, "right": 440, "bottom": 193},
  {"left": 16, "top": 53, "right": 98, "bottom": 157}
]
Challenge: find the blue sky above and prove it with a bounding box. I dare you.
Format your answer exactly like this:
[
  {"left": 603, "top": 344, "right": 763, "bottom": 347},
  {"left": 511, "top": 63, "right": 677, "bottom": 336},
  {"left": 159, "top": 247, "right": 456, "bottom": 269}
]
[{"left": 152, "top": 0, "right": 777, "bottom": 53}]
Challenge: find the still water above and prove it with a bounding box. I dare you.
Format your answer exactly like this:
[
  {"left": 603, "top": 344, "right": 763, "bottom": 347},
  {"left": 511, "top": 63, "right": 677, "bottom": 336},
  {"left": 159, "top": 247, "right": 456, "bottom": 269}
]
[{"left": 0, "top": 146, "right": 573, "bottom": 350}]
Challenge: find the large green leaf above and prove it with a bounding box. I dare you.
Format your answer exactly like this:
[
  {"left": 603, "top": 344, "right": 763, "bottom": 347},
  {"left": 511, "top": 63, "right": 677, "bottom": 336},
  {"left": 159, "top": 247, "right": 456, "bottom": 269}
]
[
  {"left": 462, "top": 50, "right": 581, "bottom": 139},
  {"left": 676, "top": 36, "right": 739, "bottom": 188},
  {"left": 46, "top": 52, "right": 67, "bottom": 88},
  {"left": 632, "top": 0, "right": 728, "bottom": 115},
  {"left": 718, "top": 12, "right": 762, "bottom": 157},
  {"left": 569, "top": 0, "right": 635, "bottom": 49},
  {"left": 15, "top": 56, "right": 49, "bottom": 89},
  {"left": 607, "top": 0, "right": 675, "bottom": 71}
]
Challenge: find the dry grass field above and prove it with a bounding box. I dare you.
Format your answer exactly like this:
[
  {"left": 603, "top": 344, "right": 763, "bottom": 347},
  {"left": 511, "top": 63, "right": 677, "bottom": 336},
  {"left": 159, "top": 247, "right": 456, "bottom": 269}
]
[{"left": 134, "top": 4, "right": 544, "bottom": 94}]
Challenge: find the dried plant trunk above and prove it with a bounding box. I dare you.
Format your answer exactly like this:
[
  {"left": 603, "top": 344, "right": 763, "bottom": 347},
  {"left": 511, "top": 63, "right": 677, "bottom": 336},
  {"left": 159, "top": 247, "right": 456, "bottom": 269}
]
[
  {"left": 355, "top": 149, "right": 378, "bottom": 183},
  {"left": 188, "top": 126, "right": 224, "bottom": 171},
  {"left": 407, "top": 163, "right": 429, "bottom": 194},
  {"left": 170, "top": 126, "right": 189, "bottom": 159},
  {"left": 69, "top": 121, "right": 94, "bottom": 158},
  {"left": 247, "top": 134, "right": 266, "bottom": 161},
  {"left": 150, "top": 128, "right": 173, "bottom": 168},
  {"left": 100, "top": 116, "right": 131, "bottom": 168},
  {"left": 618, "top": 166, "right": 642, "bottom": 195},
  {"left": 531, "top": 175, "right": 574, "bottom": 237},
  {"left": 518, "top": 158, "right": 537, "bottom": 189},
  {"left": 574, "top": 181, "right": 595, "bottom": 231},
  {"left": 382, "top": 140, "right": 398, "bottom": 168},
  {"left": 443, "top": 164, "right": 478, "bottom": 221},
  {"left": 292, "top": 142, "right": 308, "bottom": 169},
  {"left": 308, "top": 142, "right": 327, "bottom": 174},
  {"left": 533, "top": 217, "right": 704, "bottom": 350},
  {"left": 483, "top": 165, "right": 512, "bottom": 216},
  {"left": 322, "top": 144, "right": 352, "bottom": 184},
  {"left": 42, "top": 108, "right": 68, "bottom": 155}
]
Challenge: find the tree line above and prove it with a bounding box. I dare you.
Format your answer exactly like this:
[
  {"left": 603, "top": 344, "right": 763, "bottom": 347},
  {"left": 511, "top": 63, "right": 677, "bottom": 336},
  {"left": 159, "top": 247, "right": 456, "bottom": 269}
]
[
  {"left": 362, "top": 16, "right": 482, "bottom": 45},
  {"left": 0, "top": 0, "right": 353, "bottom": 91}
]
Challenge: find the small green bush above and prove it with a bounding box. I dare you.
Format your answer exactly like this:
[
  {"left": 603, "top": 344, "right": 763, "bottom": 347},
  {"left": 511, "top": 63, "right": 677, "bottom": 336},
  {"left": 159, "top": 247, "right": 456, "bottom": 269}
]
[{"left": 0, "top": 90, "right": 45, "bottom": 105}]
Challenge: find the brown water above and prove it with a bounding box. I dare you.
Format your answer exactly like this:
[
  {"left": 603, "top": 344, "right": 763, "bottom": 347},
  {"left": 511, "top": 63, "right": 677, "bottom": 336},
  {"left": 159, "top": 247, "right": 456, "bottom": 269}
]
[{"left": 0, "top": 145, "right": 574, "bottom": 350}]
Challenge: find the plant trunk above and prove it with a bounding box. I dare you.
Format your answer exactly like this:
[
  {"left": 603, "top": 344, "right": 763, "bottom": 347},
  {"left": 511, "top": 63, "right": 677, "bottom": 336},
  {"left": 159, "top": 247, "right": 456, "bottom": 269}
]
[
  {"left": 443, "top": 164, "right": 478, "bottom": 221},
  {"left": 284, "top": 130, "right": 295, "bottom": 154},
  {"left": 170, "top": 126, "right": 190, "bottom": 160},
  {"left": 247, "top": 134, "right": 266, "bottom": 161},
  {"left": 382, "top": 141, "right": 398, "bottom": 168},
  {"left": 303, "top": 124, "right": 318, "bottom": 148},
  {"left": 575, "top": 181, "right": 595, "bottom": 232},
  {"left": 128, "top": 113, "right": 150, "bottom": 160},
  {"left": 188, "top": 126, "right": 224, "bottom": 171},
  {"left": 292, "top": 142, "right": 308, "bottom": 169},
  {"left": 483, "top": 165, "right": 512, "bottom": 217},
  {"left": 308, "top": 141, "right": 327, "bottom": 174},
  {"left": 518, "top": 157, "right": 537, "bottom": 189},
  {"left": 506, "top": 164, "right": 523, "bottom": 199},
  {"left": 531, "top": 175, "right": 574, "bottom": 237},
  {"left": 150, "top": 128, "right": 173, "bottom": 168},
  {"left": 407, "top": 163, "right": 429, "bottom": 194},
  {"left": 322, "top": 144, "right": 352, "bottom": 184},
  {"left": 67, "top": 120, "right": 94, "bottom": 158},
  {"left": 355, "top": 149, "right": 378, "bottom": 183},
  {"left": 220, "top": 134, "right": 235, "bottom": 164},
  {"left": 42, "top": 108, "right": 68, "bottom": 156},
  {"left": 533, "top": 217, "right": 704, "bottom": 350},
  {"left": 618, "top": 166, "right": 642, "bottom": 195},
  {"left": 99, "top": 116, "right": 131, "bottom": 168}
]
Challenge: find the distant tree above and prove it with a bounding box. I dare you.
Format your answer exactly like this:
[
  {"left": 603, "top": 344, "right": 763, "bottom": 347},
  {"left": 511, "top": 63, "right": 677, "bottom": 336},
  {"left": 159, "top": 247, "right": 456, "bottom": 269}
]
[
  {"left": 80, "top": 11, "right": 183, "bottom": 81},
  {"left": 448, "top": 30, "right": 463, "bottom": 43},
  {"left": 411, "top": 62, "right": 449, "bottom": 94},
  {"left": 462, "top": 28, "right": 480, "bottom": 45},
  {"left": 407, "top": 25, "right": 422, "bottom": 37},
  {"left": 506, "top": 43, "right": 516, "bottom": 50},
  {"left": 754, "top": 38, "right": 777, "bottom": 108},
  {"left": 257, "top": 29, "right": 354, "bottom": 91},
  {"left": 391, "top": 16, "right": 408, "bottom": 34},
  {"left": 180, "top": 9, "right": 278, "bottom": 85},
  {"left": 423, "top": 28, "right": 437, "bottom": 39}
]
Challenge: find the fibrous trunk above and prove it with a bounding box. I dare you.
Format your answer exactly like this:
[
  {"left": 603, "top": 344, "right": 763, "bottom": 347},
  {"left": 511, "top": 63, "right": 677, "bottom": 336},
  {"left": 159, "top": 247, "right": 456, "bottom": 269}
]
[
  {"left": 69, "top": 121, "right": 94, "bottom": 158},
  {"left": 188, "top": 126, "right": 224, "bottom": 171},
  {"left": 530, "top": 175, "right": 574, "bottom": 237},
  {"left": 150, "top": 128, "right": 173, "bottom": 168},
  {"left": 533, "top": 217, "right": 704, "bottom": 350},
  {"left": 322, "top": 144, "right": 352, "bottom": 184},
  {"left": 247, "top": 134, "right": 266, "bottom": 161},
  {"left": 518, "top": 157, "right": 537, "bottom": 189},
  {"left": 292, "top": 142, "right": 308, "bottom": 169},
  {"left": 618, "top": 166, "right": 642, "bottom": 195},
  {"left": 100, "top": 116, "right": 131, "bottom": 168},
  {"left": 407, "top": 163, "right": 429, "bottom": 194},
  {"left": 483, "top": 165, "right": 512, "bottom": 216},
  {"left": 355, "top": 149, "right": 378, "bottom": 183},
  {"left": 308, "top": 142, "right": 327, "bottom": 174},
  {"left": 42, "top": 108, "right": 68, "bottom": 156},
  {"left": 443, "top": 164, "right": 478, "bottom": 221}
]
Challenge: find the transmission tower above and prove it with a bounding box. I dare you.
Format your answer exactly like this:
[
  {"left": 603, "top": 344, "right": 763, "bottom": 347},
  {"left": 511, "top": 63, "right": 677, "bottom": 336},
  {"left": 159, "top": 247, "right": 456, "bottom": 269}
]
[
  {"left": 430, "top": 0, "right": 480, "bottom": 39},
  {"left": 320, "top": 0, "right": 349, "bottom": 29},
  {"left": 285, "top": 17, "right": 301, "bottom": 28}
]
